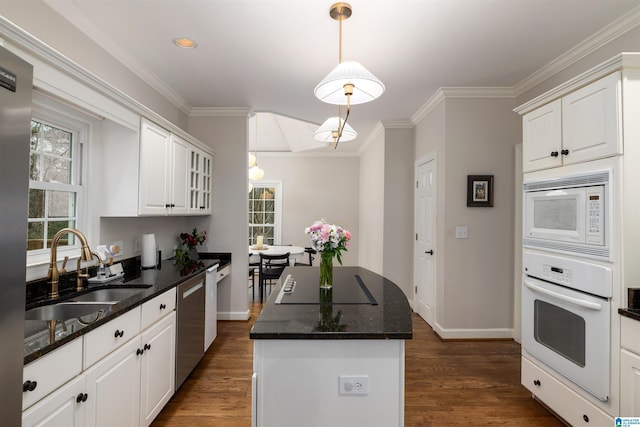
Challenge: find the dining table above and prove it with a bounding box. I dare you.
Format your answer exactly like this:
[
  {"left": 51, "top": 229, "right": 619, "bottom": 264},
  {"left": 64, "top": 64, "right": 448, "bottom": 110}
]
[{"left": 248, "top": 245, "right": 305, "bottom": 264}]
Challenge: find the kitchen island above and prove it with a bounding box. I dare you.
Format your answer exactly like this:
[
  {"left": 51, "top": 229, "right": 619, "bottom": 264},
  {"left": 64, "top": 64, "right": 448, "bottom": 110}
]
[{"left": 250, "top": 266, "right": 412, "bottom": 427}]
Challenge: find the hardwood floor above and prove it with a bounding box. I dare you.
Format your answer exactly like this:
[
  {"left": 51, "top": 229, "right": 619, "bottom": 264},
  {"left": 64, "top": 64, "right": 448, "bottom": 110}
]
[{"left": 152, "top": 301, "right": 563, "bottom": 427}]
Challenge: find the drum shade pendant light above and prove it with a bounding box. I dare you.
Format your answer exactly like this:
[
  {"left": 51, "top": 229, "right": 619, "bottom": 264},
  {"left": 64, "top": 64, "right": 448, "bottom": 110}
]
[{"left": 314, "top": 2, "right": 384, "bottom": 148}]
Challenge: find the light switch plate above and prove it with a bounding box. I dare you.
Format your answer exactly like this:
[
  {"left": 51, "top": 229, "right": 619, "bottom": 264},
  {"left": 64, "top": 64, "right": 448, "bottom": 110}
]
[{"left": 455, "top": 226, "right": 468, "bottom": 239}]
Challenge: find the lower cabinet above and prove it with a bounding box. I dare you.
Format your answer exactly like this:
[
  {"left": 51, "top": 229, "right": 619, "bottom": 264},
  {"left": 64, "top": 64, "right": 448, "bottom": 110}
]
[
  {"left": 139, "top": 311, "right": 176, "bottom": 426},
  {"left": 23, "top": 299, "right": 177, "bottom": 427},
  {"left": 84, "top": 336, "right": 142, "bottom": 427},
  {"left": 620, "top": 315, "right": 640, "bottom": 416},
  {"left": 22, "top": 375, "right": 87, "bottom": 427},
  {"left": 84, "top": 312, "right": 176, "bottom": 427}
]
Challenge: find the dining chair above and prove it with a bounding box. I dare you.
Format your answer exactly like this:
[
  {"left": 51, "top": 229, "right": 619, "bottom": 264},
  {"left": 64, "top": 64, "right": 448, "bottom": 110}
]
[
  {"left": 259, "top": 252, "right": 290, "bottom": 301},
  {"left": 295, "top": 247, "right": 317, "bottom": 266},
  {"left": 249, "top": 252, "right": 260, "bottom": 300}
]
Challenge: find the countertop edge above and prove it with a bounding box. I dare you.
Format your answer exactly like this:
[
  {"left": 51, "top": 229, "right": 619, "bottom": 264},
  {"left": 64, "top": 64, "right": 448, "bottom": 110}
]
[
  {"left": 619, "top": 307, "right": 640, "bottom": 322},
  {"left": 24, "top": 258, "right": 227, "bottom": 365}
]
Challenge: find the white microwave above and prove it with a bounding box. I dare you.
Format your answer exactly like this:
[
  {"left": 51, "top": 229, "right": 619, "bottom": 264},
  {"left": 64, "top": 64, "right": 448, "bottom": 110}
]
[{"left": 523, "top": 170, "right": 610, "bottom": 259}]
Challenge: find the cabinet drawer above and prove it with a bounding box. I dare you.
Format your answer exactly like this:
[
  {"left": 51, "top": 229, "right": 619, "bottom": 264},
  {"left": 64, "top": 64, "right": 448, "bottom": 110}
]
[
  {"left": 217, "top": 264, "right": 230, "bottom": 282},
  {"left": 23, "top": 337, "right": 83, "bottom": 410},
  {"left": 84, "top": 306, "right": 141, "bottom": 368},
  {"left": 622, "top": 315, "right": 640, "bottom": 355},
  {"left": 141, "top": 287, "right": 176, "bottom": 330},
  {"left": 521, "top": 356, "right": 611, "bottom": 426}
]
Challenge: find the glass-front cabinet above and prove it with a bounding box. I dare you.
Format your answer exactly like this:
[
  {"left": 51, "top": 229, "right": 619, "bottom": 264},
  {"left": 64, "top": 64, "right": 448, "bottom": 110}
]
[{"left": 189, "top": 148, "right": 212, "bottom": 215}]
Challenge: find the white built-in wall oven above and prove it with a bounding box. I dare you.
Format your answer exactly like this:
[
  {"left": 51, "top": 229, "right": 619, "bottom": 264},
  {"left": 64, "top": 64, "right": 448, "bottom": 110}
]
[{"left": 522, "top": 251, "right": 612, "bottom": 401}]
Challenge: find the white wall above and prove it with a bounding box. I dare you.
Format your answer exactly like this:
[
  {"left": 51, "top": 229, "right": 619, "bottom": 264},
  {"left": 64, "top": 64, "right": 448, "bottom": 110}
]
[
  {"left": 257, "top": 154, "right": 360, "bottom": 266},
  {"left": 414, "top": 95, "right": 519, "bottom": 338},
  {"left": 358, "top": 129, "right": 385, "bottom": 273},
  {"left": 382, "top": 127, "right": 415, "bottom": 298},
  {"left": 188, "top": 113, "right": 251, "bottom": 320}
]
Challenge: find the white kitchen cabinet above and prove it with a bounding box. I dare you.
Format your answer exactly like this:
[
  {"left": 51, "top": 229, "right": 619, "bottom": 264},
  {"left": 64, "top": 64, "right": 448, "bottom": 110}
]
[
  {"left": 84, "top": 335, "right": 142, "bottom": 427},
  {"left": 84, "top": 311, "right": 176, "bottom": 427},
  {"left": 188, "top": 148, "right": 213, "bottom": 215},
  {"left": 521, "top": 72, "right": 622, "bottom": 172},
  {"left": 620, "top": 316, "right": 640, "bottom": 416},
  {"left": 521, "top": 356, "right": 612, "bottom": 426},
  {"left": 22, "top": 375, "right": 86, "bottom": 427},
  {"left": 562, "top": 71, "right": 622, "bottom": 166},
  {"left": 83, "top": 306, "right": 141, "bottom": 369},
  {"left": 139, "top": 312, "right": 176, "bottom": 426},
  {"left": 23, "top": 337, "right": 83, "bottom": 410},
  {"left": 138, "top": 118, "right": 189, "bottom": 215},
  {"left": 522, "top": 99, "right": 562, "bottom": 172}
]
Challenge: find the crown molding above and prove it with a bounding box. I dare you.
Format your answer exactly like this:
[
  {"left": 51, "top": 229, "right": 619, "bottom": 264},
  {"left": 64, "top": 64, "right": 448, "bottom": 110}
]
[
  {"left": 513, "top": 5, "right": 640, "bottom": 96},
  {"left": 189, "top": 107, "right": 253, "bottom": 117}
]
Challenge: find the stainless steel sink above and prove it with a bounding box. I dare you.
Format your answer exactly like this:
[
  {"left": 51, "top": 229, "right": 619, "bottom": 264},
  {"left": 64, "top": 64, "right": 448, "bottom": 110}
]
[
  {"left": 25, "top": 302, "right": 114, "bottom": 321},
  {"left": 69, "top": 286, "right": 151, "bottom": 303}
]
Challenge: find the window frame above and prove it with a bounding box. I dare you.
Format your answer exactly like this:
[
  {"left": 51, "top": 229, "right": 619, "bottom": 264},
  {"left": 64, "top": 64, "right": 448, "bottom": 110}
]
[
  {"left": 27, "top": 95, "right": 89, "bottom": 268},
  {"left": 249, "top": 180, "right": 282, "bottom": 246}
]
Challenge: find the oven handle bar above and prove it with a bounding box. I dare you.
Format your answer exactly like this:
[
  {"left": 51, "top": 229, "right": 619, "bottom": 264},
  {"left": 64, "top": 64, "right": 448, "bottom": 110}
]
[{"left": 524, "top": 279, "right": 602, "bottom": 311}]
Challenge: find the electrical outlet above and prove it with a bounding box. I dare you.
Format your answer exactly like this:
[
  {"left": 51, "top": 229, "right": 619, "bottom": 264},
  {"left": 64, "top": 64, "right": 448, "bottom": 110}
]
[
  {"left": 339, "top": 375, "right": 369, "bottom": 395},
  {"left": 110, "top": 241, "right": 124, "bottom": 256}
]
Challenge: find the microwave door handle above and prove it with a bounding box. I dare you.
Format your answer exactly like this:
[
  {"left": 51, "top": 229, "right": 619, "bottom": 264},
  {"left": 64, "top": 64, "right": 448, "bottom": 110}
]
[{"left": 523, "top": 279, "right": 602, "bottom": 311}]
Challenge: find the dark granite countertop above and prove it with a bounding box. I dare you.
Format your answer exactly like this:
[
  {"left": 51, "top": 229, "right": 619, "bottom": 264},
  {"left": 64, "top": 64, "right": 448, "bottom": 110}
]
[
  {"left": 619, "top": 308, "right": 640, "bottom": 322},
  {"left": 250, "top": 266, "right": 412, "bottom": 340},
  {"left": 24, "top": 257, "right": 227, "bottom": 365}
]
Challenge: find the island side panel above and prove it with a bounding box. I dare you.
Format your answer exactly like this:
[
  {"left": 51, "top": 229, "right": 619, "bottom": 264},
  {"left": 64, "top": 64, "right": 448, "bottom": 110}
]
[{"left": 253, "top": 339, "right": 404, "bottom": 427}]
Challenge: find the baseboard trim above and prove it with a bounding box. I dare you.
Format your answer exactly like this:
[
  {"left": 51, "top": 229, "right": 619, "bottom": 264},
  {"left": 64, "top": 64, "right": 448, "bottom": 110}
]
[
  {"left": 217, "top": 310, "right": 250, "bottom": 321},
  {"left": 433, "top": 323, "right": 514, "bottom": 340}
]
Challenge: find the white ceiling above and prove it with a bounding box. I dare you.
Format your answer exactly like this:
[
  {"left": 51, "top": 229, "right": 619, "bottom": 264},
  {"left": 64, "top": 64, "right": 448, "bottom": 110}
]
[{"left": 44, "top": 0, "right": 640, "bottom": 153}]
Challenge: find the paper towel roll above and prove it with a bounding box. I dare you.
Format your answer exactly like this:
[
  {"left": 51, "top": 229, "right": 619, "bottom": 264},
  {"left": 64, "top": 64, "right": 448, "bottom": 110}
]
[{"left": 141, "top": 233, "right": 156, "bottom": 268}]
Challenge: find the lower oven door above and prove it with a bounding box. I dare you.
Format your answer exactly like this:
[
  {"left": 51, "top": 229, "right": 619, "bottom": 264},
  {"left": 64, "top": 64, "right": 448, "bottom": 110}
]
[{"left": 522, "top": 276, "right": 610, "bottom": 401}]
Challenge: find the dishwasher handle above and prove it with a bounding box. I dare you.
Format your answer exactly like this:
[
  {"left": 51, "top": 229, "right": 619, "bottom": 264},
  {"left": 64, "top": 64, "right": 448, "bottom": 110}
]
[{"left": 181, "top": 281, "right": 204, "bottom": 299}]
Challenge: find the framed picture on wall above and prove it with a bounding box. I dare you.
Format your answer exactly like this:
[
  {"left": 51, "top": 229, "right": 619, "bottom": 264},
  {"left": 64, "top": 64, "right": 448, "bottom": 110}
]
[{"left": 467, "top": 175, "right": 494, "bottom": 207}]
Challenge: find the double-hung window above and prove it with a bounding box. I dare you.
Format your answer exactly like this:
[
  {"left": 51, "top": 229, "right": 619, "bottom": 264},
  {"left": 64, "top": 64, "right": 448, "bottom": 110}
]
[
  {"left": 249, "top": 181, "right": 282, "bottom": 246},
  {"left": 27, "top": 98, "right": 86, "bottom": 264}
]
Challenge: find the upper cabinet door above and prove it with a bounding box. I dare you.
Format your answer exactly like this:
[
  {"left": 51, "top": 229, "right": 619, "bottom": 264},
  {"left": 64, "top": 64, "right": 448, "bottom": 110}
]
[
  {"left": 522, "top": 99, "right": 562, "bottom": 173},
  {"left": 169, "top": 135, "right": 189, "bottom": 215},
  {"left": 562, "top": 71, "right": 622, "bottom": 166},
  {"left": 139, "top": 118, "right": 171, "bottom": 215}
]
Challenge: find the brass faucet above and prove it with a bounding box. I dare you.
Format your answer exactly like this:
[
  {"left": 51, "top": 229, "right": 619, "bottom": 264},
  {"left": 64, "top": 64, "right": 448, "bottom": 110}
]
[{"left": 47, "top": 228, "right": 97, "bottom": 299}]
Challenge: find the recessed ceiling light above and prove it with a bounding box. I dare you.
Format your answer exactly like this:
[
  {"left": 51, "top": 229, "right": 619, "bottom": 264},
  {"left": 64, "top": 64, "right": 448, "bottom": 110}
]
[{"left": 173, "top": 38, "right": 197, "bottom": 49}]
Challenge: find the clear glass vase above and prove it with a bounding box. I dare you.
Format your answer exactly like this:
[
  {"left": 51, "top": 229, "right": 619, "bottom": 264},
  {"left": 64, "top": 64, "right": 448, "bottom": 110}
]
[{"left": 319, "top": 251, "right": 334, "bottom": 289}]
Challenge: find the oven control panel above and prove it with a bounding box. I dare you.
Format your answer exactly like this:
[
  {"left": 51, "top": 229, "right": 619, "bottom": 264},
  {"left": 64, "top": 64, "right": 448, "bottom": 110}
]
[
  {"left": 541, "top": 264, "right": 573, "bottom": 286},
  {"left": 523, "top": 251, "right": 612, "bottom": 298}
]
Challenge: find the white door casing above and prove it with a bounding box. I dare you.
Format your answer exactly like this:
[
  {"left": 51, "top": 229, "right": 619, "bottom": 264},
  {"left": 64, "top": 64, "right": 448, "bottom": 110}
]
[{"left": 414, "top": 155, "right": 436, "bottom": 326}]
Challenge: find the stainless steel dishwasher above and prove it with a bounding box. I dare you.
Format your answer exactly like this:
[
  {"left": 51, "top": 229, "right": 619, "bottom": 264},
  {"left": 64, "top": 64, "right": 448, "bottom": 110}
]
[{"left": 175, "top": 273, "right": 205, "bottom": 390}]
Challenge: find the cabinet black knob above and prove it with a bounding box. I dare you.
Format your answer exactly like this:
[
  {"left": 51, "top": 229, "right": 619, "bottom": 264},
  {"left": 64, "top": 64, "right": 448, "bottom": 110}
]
[
  {"left": 114, "top": 329, "right": 124, "bottom": 338},
  {"left": 165, "top": 204, "right": 171, "bottom": 208},
  {"left": 425, "top": 250, "right": 434, "bottom": 255},
  {"left": 23, "top": 380, "right": 37, "bottom": 392},
  {"left": 136, "top": 348, "right": 144, "bottom": 356},
  {"left": 533, "top": 379, "right": 541, "bottom": 387},
  {"left": 550, "top": 151, "right": 559, "bottom": 157},
  {"left": 144, "top": 343, "right": 151, "bottom": 351},
  {"left": 561, "top": 149, "right": 569, "bottom": 155},
  {"left": 583, "top": 414, "right": 589, "bottom": 422},
  {"left": 159, "top": 303, "right": 167, "bottom": 310},
  {"left": 76, "top": 393, "right": 88, "bottom": 403}
]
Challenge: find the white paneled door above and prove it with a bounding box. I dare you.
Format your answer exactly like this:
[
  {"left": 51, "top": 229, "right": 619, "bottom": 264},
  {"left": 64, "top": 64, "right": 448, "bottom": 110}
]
[{"left": 414, "top": 156, "right": 436, "bottom": 327}]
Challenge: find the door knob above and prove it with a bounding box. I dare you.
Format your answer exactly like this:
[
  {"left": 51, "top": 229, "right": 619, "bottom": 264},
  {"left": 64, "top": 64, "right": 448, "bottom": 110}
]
[{"left": 425, "top": 250, "right": 434, "bottom": 255}]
